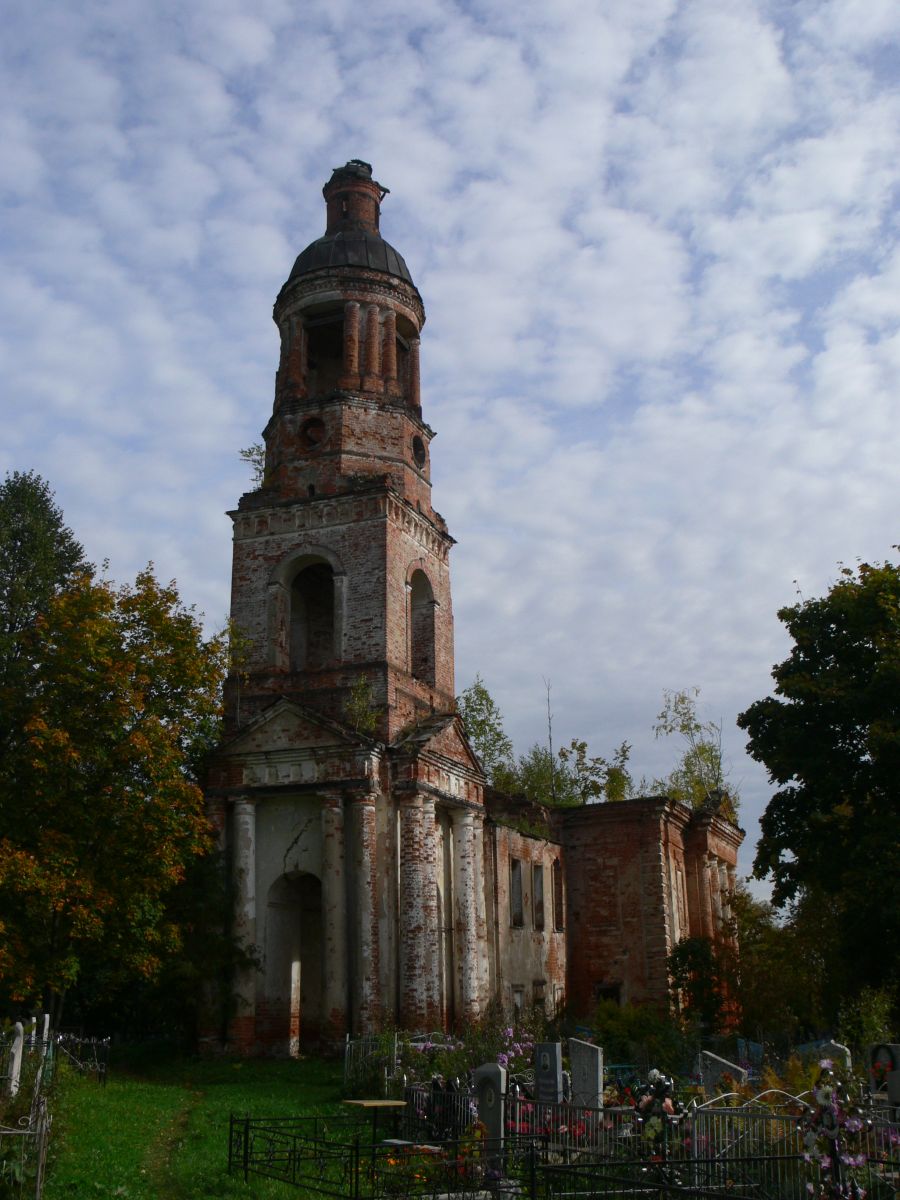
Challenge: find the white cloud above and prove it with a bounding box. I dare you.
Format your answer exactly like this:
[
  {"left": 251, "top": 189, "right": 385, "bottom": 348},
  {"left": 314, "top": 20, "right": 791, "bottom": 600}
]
[{"left": 1, "top": 0, "right": 898, "bottom": 885}]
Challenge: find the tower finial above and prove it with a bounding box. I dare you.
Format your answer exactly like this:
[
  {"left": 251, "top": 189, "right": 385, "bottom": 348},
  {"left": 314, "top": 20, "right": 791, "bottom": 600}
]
[{"left": 323, "top": 160, "right": 389, "bottom": 235}]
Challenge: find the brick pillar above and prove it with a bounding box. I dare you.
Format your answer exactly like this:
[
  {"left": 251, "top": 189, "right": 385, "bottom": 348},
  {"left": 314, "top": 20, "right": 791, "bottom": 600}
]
[
  {"left": 408, "top": 337, "right": 421, "bottom": 409},
  {"left": 698, "top": 853, "right": 715, "bottom": 939},
  {"left": 382, "top": 308, "right": 399, "bottom": 395},
  {"left": 285, "top": 319, "right": 307, "bottom": 395},
  {"left": 350, "top": 790, "right": 379, "bottom": 1033},
  {"left": 321, "top": 795, "right": 348, "bottom": 1037},
  {"left": 340, "top": 301, "right": 360, "bottom": 388},
  {"left": 232, "top": 797, "right": 256, "bottom": 1052},
  {"left": 362, "top": 304, "right": 382, "bottom": 391},
  {"left": 399, "top": 793, "right": 427, "bottom": 1028},
  {"left": 421, "top": 794, "right": 441, "bottom": 1026},
  {"left": 452, "top": 810, "right": 481, "bottom": 1021}
]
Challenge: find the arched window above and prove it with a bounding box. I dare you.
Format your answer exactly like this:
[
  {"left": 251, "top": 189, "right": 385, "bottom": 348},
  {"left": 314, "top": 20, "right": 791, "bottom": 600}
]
[
  {"left": 291, "top": 562, "right": 335, "bottom": 669},
  {"left": 409, "top": 569, "right": 435, "bottom": 685}
]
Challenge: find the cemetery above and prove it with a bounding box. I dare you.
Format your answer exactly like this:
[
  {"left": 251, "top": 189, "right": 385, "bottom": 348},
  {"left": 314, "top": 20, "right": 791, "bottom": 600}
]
[{"left": 223, "top": 1028, "right": 900, "bottom": 1200}]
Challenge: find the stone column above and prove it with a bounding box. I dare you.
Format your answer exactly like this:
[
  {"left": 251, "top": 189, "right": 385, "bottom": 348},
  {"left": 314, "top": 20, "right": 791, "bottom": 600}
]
[
  {"left": 321, "top": 795, "right": 348, "bottom": 1037},
  {"left": 421, "top": 794, "right": 440, "bottom": 1026},
  {"left": 349, "top": 790, "right": 379, "bottom": 1033},
  {"left": 232, "top": 797, "right": 257, "bottom": 1050},
  {"left": 362, "top": 304, "right": 382, "bottom": 390},
  {"left": 399, "top": 793, "right": 427, "bottom": 1027},
  {"left": 408, "top": 337, "right": 421, "bottom": 409},
  {"left": 340, "top": 301, "right": 360, "bottom": 388},
  {"left": 382, "top": 308, "right": 399, "bottom": 394},
  {"left": 472, "top": 813, "right": 491, "bottom": 1007},
  {"left": 452, "top": 810, "right": 481, "bottom": 1021}
]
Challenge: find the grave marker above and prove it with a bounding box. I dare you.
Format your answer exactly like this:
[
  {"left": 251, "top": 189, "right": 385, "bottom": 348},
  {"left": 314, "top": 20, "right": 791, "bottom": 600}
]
[
  {"left": 697, "top": 1050, "right": 747, "bottom": 1095},
  {"left": 5, "top": 1023, "right": 24, "bottom": 1099},
  {"left": 569, "top": 1038, "right": 604, "bottom": 1108},
  {"left": 473, "top": 1062, "right": 506, "bottom": 1168},
  {"left": 534, "top": 1042, "right": 564, "bottom": 1104}
]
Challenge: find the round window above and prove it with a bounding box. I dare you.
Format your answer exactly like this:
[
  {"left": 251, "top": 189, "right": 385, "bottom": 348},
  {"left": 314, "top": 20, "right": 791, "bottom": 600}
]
[
  {"left": 412, "top": 435, "right": 426, "bottom": 467},
  {"left": 299, "top": 417, "right": 326, "bottom": 451}
]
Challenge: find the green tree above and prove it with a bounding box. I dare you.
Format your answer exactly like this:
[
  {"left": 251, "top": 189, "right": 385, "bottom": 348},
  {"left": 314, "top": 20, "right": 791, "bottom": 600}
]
[
  {"left": 239, "top": 443, "right": 266, "bottom": 487},
  {"left": 457, "top": 675, "right": 514, "bottom": 782},
  {"left": 667, "top": 935, "right": 729, "bottom": 1034},
  {"left": 738, "top": 557, "right": 900, "bottom": 1015},
  {"left": 0, "top": 470, "right": 85, "bottom": 682},
  {"left": 725, "top": 885, "right": 829, "bottom": 1047},
  {"left": 651, "top": 687, "right": 738, "bottom": 816},
  {"left": 559, "top": 737, "right": 633, "bottom": 803},
  {"left": 0, "top": 567, "right": 228, "bottom": 1024},
  {"left": 458, "top": 677, "right": 633, "bottom": 805}
]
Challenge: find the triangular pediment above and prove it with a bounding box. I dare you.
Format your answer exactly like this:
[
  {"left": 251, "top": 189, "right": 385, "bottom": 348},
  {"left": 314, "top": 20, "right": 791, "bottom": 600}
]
[
  {"left": 392, "top": 711, "right": 484, "bottom": 777},
  {"left": 222, "top": 698, "right": 370, "bottom": 758}
]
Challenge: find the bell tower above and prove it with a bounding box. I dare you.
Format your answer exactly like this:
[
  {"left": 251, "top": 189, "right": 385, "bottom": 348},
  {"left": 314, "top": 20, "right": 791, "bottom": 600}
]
[
  {"left": 227, "top": 160, "right": 455, "bottom": 739},
  {"left": 207, "top": 162, "right": 488, "bottom": 1055}
]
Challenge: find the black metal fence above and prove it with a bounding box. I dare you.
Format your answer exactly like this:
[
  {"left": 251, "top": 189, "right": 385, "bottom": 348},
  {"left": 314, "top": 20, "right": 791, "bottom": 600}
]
[{"left": 228, "top": 1094, "right": 900, "bottom": 1199}]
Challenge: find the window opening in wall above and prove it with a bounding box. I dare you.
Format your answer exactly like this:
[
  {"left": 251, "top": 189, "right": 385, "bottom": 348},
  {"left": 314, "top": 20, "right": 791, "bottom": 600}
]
[
  {"left": 300, "top": 417, "right": 326, "bottom": 451},
  {"left": 511, "top": 985, "right": 525, "bottom": 1015},
  {"left": 594, "top": 982, "right": 622, "bottom": 1006},
  {"left": 510, "top": 858, "right": 524, "bottom": 928},
  {"left": 532, "top": 980, "right": 546, "bottom": 1013},
  {"left": 305, "top": 312, "right": 344, "bottom": 394},
  {"left": 552, "top": 859, "right": 564, "bottom": 931},
  {"left": 290, "top": 562, "right": 334, "bottom": 669},
  {"left": 307, "top": 485, "right": 316, "bottom": 497},
  {"left": 409, "top": 569, "right": 436, "bottom": 685},
  {"left": 533, "top": 864, "right": 545, "bottom": 930}
]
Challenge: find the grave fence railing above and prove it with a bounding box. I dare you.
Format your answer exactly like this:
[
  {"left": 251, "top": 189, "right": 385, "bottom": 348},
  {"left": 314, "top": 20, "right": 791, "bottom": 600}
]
[{"left": 229, "top": 1088, "right": 900, "bottom": 1200}]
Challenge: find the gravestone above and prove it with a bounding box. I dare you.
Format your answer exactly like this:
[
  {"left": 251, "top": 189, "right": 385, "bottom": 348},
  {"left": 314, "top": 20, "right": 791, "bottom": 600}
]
[
  {"left": 41, "top": 1013, "right": 50, "bottom": 1052},
  {"left": 473, "top": 1062, "right": 506, "bottom": 1168},
  {"left": 534, "top": 1042, "right": 563, "bottom": 1104},
  {"left": 697, "top": 1050, "right": 747, "bottom": 1095},
  {"left": 569, "top": 1038, "right": 604, "bottom": 1108},
  {"left": 4, "top": 1023, "right": 24, "bottom": 1099},
  {"left": 868, "top": 1044, "right": 900, "bottom": 1094},
  {"left": 817, "top": 1040, "right": 851, "bottom": 1071}
]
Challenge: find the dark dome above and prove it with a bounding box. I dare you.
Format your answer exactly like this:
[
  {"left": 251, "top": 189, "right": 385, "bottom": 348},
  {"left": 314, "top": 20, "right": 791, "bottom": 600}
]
[{"left": 286, "top": 231, "right": 413, "bottom": 286}]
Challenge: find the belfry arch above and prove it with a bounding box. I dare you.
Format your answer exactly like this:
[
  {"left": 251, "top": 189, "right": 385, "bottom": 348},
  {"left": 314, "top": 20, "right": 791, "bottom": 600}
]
[
  {"left": 408, "top": 567, "right": 436, "bottom": 686},
  {"left": 267, "top": 548, "right": 346, "bottom": 671}
]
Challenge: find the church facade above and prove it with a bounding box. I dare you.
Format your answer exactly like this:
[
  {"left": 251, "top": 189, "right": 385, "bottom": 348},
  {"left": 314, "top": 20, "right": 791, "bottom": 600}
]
[{"left": 203, "top": 161, "right": 741, "bottom": 1056}]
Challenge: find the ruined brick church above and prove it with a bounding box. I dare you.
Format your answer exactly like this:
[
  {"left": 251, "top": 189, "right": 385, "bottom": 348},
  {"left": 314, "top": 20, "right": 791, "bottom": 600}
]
[{"left": 204, "top": 161, "right": 742, "bottom": 1056}]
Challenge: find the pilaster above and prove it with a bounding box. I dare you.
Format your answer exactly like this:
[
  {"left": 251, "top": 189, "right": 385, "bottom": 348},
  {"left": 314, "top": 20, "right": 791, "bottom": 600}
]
[{"left": 321, "top": 794, "right": 348, "bottom": 1037}]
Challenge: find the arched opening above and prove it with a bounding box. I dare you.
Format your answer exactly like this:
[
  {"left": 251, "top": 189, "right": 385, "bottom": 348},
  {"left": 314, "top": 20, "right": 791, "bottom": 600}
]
[
  {"left": 305, "top": 311, "right": 344, "bottom": 394},
  {"left": 263, "top": 873, "right": 323, "bottom": 1055},
  {"left": 291, "top": 562, "right": 335, "bottom": 669},
  {"left": 409, "top": 569, "right": 436, "bottom": 685}
]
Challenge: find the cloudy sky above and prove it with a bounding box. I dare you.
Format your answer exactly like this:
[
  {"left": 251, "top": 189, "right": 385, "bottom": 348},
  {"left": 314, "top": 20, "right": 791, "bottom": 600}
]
[{"left": 2, "top": 0, "right": 898, "bottom": 890}]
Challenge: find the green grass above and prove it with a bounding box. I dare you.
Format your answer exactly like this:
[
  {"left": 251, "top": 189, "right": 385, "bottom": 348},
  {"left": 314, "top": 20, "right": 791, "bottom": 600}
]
[{"left": 43, "top": 1049, "right": 346, "bottom": 1198}]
